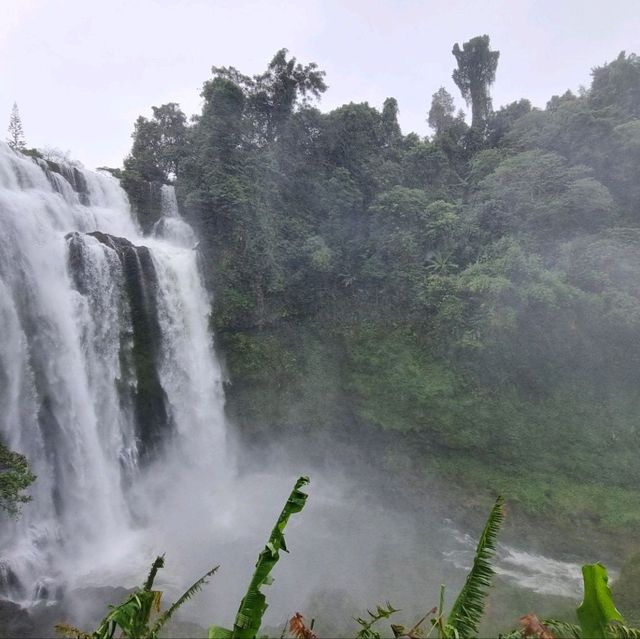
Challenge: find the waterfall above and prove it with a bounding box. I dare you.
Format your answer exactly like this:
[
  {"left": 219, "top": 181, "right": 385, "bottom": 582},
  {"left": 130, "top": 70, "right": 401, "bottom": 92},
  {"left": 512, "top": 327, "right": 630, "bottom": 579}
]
[
  {"left": 0, "top": 143, "right": 226, "bottom": 606},
  {"left": 0, "top": 143, "right": 594, "bottom": 633}
]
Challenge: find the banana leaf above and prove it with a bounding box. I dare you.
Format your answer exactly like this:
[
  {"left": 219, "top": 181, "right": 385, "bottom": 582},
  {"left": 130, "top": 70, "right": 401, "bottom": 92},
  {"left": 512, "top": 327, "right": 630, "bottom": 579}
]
[
  {"left": 577, "top": 563, "right": 624, "bottom": 639},
  {"left": 209, "top": 476, "right": 310, "bottom": 639}
]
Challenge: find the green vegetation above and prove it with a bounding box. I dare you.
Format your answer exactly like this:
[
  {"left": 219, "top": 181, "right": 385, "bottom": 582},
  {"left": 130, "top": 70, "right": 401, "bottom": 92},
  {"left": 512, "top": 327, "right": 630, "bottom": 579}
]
[
  {"left": 209, "top": 476, "right": 310, "bottom": 639},
  {"left": 121, "top": 39, "right": 640, "bottom": 548},
  {"left": 56, "top": 555, "right": 218, "bottom": 639},
  {"left": 0, "top": 441, "right": 36, "bottom": 516},
  {"left": 56, "top": 477, "right": 309, "bottom": 639},
  {"left": 445, "top": 496, "right": 504, "bottom": 637},
  {"left": 53, "top": 484, "right": 640, "bottom": 638}
]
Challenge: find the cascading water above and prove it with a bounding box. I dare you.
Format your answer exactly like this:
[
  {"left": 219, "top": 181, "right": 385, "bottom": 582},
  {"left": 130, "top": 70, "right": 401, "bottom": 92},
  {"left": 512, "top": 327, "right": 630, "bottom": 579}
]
[
  {"left": 0, "top": 142, "right": 592, "bottom": 635},
  {"left": 0, "top": 143, "right": 226, "bottom": 608}
]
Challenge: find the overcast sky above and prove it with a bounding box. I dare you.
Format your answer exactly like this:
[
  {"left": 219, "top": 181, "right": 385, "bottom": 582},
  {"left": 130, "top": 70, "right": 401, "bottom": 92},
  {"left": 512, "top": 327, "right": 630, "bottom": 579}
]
[{"left": 2, "top": 0, "right": 639, "bottom": 169}]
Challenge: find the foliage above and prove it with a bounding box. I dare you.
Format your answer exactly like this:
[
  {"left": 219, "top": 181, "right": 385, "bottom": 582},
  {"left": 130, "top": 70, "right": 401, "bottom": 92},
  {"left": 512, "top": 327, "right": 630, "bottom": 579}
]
[
  {"left": 0, "top": 441, "right": 36, "bottom": 516},
  {"left": 209, "top": 476, "right": 310, "bottom": 639},
  {"left": 451, "top": 35, "right": 500, "bottom": 130},
  {"left": 354, "top": 602, "right": 400, "bottom": 639},
  {"left": 119, "top": 42, "right": 640, "bottom": 548},
  {"left": 48, "top": 485, "right": 640, "bottom": 639},
  {"left": 445, "top": 496, "right": 504, "bottom": 637},
  {"left": 56, "top": 555, "right": 218, "bottom": 639},
  {"left": 502, "top": 563, "right": 640, "bottom": 639},
  {"left": 125, "top": 103, "right": 187, "bottom": 182},
  {"left": 6, "top": 102, "right": 26, "bottom": 150},
  {"left": 590, "top": 52, "right": 640, "bottom": 117},
  {"left": 428, "top": 88, "right": 457, "bottom": 135},
  {"left": 576, "top": 563, "right": 624, "bottom": 638},
  {"left": 471, "top": 150, "right": 615, "bottom": 239}
]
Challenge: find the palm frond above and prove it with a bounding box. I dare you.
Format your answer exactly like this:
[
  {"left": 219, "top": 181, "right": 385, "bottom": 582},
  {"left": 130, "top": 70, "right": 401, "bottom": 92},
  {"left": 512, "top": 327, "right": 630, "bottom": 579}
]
[
  {"left": 607, "top": 622, "right": 640, "bottom": 638},
  {"left": 446, "top": 495, "right": 505, "bottom": 638},
  {"left": 539, "top": 618, "right": 581, "bottom": 637},
  {"left": 54, "top": 622, "right": 92, "bottom": 639},
  {"left": 150, "top": 565, "right": 219, "bottom": 638}
]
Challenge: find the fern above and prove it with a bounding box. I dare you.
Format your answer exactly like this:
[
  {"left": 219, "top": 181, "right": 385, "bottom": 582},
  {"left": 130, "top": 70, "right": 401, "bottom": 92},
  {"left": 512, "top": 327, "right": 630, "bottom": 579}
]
[
  {"left": 149, "top": 565, "right": 219, "bottom": 638},
  {"left": 445, "top": 495, "right": 504, "bottom": 638},
  {"left": 354, "top": 602, "right": 400, "bottom": 639},
  {"left": 608, "top": 622, "right": 640, "bottom": 638}
]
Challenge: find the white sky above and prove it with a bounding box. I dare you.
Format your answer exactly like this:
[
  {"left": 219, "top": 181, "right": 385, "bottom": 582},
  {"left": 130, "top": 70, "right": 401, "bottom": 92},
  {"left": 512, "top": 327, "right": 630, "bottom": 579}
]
[{"left": 2, "top": 0, "right": 639, "bottom": 169}]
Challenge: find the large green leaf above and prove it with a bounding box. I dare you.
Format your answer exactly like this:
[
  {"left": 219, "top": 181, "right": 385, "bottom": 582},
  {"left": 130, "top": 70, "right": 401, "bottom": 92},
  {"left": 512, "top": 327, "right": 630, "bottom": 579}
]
[
  {"left": 446, "top": 495, "right": 504, "bottom": 638},
  {"left": 208, "top": 476, "right": 310, "bottom": 639},
  {"left": 577, "top": 563, "right": 624, "bottom": 638}
]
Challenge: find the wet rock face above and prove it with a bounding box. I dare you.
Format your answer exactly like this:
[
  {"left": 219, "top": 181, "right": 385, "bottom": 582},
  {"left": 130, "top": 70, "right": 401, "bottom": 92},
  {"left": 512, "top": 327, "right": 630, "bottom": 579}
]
[
  {"left": 66, "top": 231, "right": 173, "bottom": 462},
  {"left": 120, "top": 175, "right": 164, "bottom": 233},
  {"left": 0, "top": 600, "right": 35, "bottom": 638}
]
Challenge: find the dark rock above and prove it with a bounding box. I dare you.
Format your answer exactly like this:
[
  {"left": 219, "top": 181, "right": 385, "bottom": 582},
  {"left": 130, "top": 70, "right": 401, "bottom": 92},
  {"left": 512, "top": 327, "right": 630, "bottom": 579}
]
[
  {"left": 65, "top": 231, "right": 174, "bottom": 463},
  {"left": 0, "top": 600, "right": 35, "bottom": 638}
]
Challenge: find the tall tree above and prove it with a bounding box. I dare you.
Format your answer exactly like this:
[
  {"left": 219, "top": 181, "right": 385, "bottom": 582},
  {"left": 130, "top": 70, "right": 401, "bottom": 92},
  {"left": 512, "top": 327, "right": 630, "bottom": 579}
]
[
  {"left": 252, "top": 48, "right": 326, "bottom": 141},
  {"left": 211, "top": 49, "right": 327, "bottom": 144},
  {"left": 428, "top": 87, "right": 456, "bottom": 135},
  {"left": 381, "top": 97, "right": 401, "bottom": 145},
  {"left": 451, "top": 35, "right": 500, "bottom": 130},
  {"left": 6, "top": 102, "right": 26, "bottom": 150}
]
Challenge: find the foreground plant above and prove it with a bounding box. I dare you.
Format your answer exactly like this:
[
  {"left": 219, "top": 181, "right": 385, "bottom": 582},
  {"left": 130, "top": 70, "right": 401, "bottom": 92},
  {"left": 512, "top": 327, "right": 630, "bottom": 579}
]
[
  {"left": 209, "top": 475, "right": 310, "bottom": 639},
  {"left": 56, "top": 555, "right": 218, "bottom": 639},
  {"left": 354, "top": 602, "right": 401, "bottom": 639},
  {"left": 56, "top": 476, "right": 310, "bottom": 639},
  {"left": 289, "top": 612, "right": 317, "bottom": 639},
  {"left": 503, "top": 562, "right": 640, "bottom": 639},
  {"left": 352, "top": 496, "right": 504, "bottom": 639}
]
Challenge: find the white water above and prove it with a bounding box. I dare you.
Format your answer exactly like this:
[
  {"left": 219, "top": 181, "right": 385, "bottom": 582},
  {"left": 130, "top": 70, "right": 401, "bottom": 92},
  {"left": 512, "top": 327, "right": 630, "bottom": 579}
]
[
  {"left": 0, "top": 143, "right": 226, "bottom": 605},
  {"left": 443, "top": 524, "right": 587, "bottom": 598},
  {"left": 0, "top": 142, "right": 593, "bottom": 632}
]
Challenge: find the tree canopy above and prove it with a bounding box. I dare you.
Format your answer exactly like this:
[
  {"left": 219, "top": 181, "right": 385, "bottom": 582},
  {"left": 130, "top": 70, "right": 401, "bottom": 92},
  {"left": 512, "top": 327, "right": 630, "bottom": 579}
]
[
  {"left": 452, "top": 35, "right": 500, "bottom": 130},
  {"left": 119, "top": 41, "right": 640, "bottom": 543}
]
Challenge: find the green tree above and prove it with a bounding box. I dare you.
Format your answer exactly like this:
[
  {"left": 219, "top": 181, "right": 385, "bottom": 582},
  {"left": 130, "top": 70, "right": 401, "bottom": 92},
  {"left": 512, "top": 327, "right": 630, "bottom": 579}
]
[
  {"left": 472, "top": 149, "right": 615, "bottom": 239},
  {"left": 243, "top": 48, "right": 327, "bottom": 142},
  {"left": 381, "top": 97, "right": 401, "bottom": 146},
  {"left": 428, "top": 87, "right": 456, "bottom": 135},
  {"left": 6, "top": 102, "right": 26, "bottom": 151},
  {"left": 486, "top": 98, "right": 531, "bottom": 146},
  {"left": 452, "top": 35, "right": 500, "bottom": 131},
  {"left": 0, "top": 441, "right": 35, "bottom": 516},
  {"left": 590, "top": 51, "right": 640, "bottom": 117},
  {"left": 125, "top": 102, "right": 187, "bottom": 182}
]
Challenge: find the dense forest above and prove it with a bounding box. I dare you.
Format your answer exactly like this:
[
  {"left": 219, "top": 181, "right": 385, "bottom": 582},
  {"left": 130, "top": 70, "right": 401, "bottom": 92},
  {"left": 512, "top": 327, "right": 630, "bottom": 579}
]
[{"left": 116, "top": 36, "right": 640, "bottom": 556}]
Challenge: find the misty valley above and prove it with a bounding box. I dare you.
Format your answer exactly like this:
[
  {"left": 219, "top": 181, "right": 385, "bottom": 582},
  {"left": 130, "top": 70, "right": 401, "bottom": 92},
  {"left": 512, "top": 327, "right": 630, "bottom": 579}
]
[{"left": 3, "top": 33, "right": 640, "bottom": 639}]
